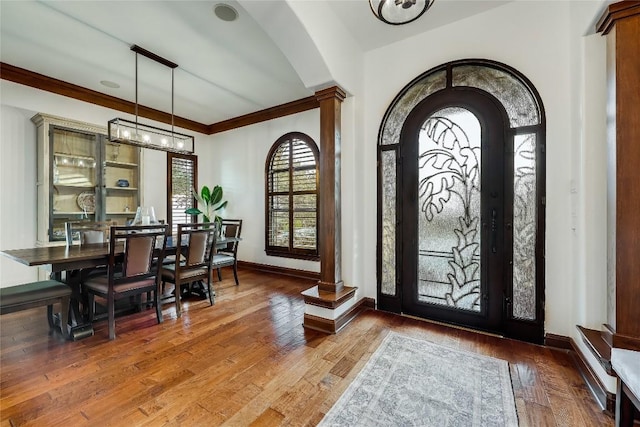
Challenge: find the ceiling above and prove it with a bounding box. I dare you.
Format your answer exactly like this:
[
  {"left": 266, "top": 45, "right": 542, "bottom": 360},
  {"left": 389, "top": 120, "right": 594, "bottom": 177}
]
[{"left": 0, "top": 1, "right": 511, "bottom": 127}]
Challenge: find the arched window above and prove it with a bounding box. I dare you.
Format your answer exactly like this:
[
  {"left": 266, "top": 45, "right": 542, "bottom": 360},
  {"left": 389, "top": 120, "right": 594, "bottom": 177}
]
[
  {"left": 377, "top": 59, "right": 546, "bottom": 343},
  {"left": 265, "top": 132, "right": 319, "bottom": 260}
]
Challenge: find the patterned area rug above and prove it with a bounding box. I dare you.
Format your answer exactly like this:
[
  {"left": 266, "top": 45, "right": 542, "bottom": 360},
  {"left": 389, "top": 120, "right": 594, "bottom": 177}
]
[{"left": 319, "top": 332, "right": 518, "bottom": 427}]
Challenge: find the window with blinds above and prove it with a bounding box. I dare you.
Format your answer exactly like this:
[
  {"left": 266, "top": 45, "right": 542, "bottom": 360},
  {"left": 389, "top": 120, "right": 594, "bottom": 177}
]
[
  {"left": 265, "top": 132, "right": 319, "bottom": 260},
  {"left": 167, "top": 153, "right": 197, "bottom": 236}
]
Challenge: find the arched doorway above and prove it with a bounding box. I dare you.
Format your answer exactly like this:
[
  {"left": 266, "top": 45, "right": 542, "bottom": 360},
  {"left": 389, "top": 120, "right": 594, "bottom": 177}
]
[{"left": 377, "top": 60, "right": 546, "bottom": 343}]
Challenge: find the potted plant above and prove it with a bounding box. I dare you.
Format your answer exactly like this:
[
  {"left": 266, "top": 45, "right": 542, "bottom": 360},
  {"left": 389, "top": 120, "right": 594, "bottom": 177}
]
[{"left": 185, "top": 185, "right": 228, "bottom": 226}]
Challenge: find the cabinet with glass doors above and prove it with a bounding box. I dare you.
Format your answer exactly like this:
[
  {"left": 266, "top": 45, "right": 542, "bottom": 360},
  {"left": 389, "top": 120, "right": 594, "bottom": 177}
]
[{"left": 32, "top": 113, "right": 142, "bottom": 245}]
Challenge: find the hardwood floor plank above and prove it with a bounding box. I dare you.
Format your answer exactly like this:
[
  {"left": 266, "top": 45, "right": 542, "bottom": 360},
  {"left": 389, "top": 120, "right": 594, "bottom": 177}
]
[{"left": 0, "top": 270, "right": 611, "bottom": 426}]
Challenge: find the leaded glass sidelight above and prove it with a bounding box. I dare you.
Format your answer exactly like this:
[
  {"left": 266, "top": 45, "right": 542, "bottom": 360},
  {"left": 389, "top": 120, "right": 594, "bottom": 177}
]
[
  {"left": 417, "top": 107, "right": 482, "bottom": 311},
  {"left": 381, "top": 149, "right": 397, "bottom": 296},
  {"left": 512, "top": 134, "right": 537, "bottom": 320}
]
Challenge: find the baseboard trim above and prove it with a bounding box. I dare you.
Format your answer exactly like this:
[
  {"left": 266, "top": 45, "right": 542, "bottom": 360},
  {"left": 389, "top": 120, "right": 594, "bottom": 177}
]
[
  {"left": 303, "top": 297, "right": 373, "bottom": 334},
  {"left": 237, "top": 261, "right": 319, "bottom": 281},
  {"left": 544, "top": 333, "right": 573, "bottom": 350},
  {"left": 570, "top": 337, "right": 616, "bottom": 415}
]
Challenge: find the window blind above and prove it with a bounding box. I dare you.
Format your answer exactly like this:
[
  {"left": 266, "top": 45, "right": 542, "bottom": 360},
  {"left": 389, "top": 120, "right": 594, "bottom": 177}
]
[{"left": 168, "top": 153, "right": 197, "bottom": 236}]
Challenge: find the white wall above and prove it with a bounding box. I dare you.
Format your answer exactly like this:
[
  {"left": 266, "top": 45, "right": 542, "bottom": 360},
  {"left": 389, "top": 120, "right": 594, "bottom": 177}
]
[
  {"left": 0, "top": 105, "right": 39, "bottom": 286},
  {"left": 209, "top": 109, "right": 321, "bottom": 273}
]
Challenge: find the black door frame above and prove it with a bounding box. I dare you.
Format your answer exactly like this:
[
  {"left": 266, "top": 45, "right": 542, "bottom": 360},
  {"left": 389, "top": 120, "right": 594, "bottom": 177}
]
[{"left": 376, "top": 59, "right": 546, "bottom": 344}]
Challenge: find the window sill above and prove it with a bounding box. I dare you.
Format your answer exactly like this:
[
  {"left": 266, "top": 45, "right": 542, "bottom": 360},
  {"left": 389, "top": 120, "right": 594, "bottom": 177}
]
[{"left": 265, "top": 249, "right": 319, "bottom": 262}]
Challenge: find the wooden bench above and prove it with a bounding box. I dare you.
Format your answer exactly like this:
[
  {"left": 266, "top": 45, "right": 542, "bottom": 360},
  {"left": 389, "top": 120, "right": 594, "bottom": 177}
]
[
  {"left": 0, "top": 280, "right": 71, "bottom": 339},
  {"left": 612, "top": 348, "right": 640, "bottom": 427}
]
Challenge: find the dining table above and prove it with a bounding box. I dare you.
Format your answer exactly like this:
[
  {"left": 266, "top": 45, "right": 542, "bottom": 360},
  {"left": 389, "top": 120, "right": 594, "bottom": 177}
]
[{"left": 1, "top": 236, "right": 240, "bottom": 340}]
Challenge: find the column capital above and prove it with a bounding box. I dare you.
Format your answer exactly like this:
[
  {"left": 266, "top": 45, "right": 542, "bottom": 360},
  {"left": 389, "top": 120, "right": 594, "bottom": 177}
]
[{"left": 315, "top": 86, "right": 347, "bottom": 103}]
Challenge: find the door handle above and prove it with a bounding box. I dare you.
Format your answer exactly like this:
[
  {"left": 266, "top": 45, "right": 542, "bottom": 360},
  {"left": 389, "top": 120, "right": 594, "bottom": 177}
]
[{"left": 491, "top": 208, "right": 497, "bottom": 254}]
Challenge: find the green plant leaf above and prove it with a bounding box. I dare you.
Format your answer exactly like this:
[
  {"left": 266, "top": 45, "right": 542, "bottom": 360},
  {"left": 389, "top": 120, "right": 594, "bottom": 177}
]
[
  {"left": 201, "top": 185, "right": 211, "bottom": 203},
  {"left": 210, "top": 185, "right": 223, "bottom": 205},
  {"left": 185, "top": 208, "right": 202, "bottom": 215},
  {"left": 192, "top": 187, "right": 205, "bottom": 205},
  {"left": 214, "top": 200, "right": 228, "bottom": 211}
]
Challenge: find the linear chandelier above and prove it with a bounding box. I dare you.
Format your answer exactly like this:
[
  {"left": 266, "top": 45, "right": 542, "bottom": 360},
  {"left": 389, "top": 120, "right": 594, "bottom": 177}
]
[
  {"left": 369, "top": 0, "right": 435, "bottom": 25},
  {"left": 108, "top": 45, "right": 194, "bottom": 154}
]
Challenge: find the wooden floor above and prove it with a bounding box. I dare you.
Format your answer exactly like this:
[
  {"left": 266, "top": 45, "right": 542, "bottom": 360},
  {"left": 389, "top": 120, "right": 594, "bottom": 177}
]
[{"left": 1, "top": 268, "right": 612, "bottom": 426}]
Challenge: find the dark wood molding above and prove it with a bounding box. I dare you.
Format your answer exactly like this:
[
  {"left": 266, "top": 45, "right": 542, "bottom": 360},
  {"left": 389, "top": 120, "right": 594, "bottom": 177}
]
[
  {"left": 236, "top": 260, "right": 319, "bottom": 281},
  {"left": 577, "top": 325, "right": 614, "bottom": 375},
  {"left": 209, "top": 96, "right": 320, "bottom": 134},
  {"left": 0, "top": 63, "right": 209, "bottom": 135},
  {"left": 315, "top": 86, "right": 345, "bottom": 293},
  {"left": 544, "top": 333, "right": 573, "bottom": 351},
  {"left": 596, "top": 1, "right": 640, "bottom": 35},
  {"left": 301, "top": 285, "right": 356, "bottom": 309},
  {"left": 1, "top": 62, "right": 326, "bottom": 137},
  {"left": 303, "top": 297, "right": 372, "bottom": 334},
  {"left": 570, "top": 337, "right": 616, "bottom": 415}
]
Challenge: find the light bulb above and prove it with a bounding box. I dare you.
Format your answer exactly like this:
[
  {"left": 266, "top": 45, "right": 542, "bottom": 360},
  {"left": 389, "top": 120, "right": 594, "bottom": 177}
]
[
  {"left": 123, "top": 130, "right": 131, "bottom": 139},
  {"left": 143, "top": 134, "right": 150, "bottom": 143},
  {"left": 161, "top": 138, "right": 168, "bottom": 146},
  {"left": 177, "top": 141, "right": 184, "bottom": 149}
]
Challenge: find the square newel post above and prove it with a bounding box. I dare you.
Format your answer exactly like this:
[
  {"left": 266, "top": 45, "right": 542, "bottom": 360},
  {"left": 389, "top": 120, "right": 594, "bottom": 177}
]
[{"left": 301, "top": 86, "right": 368, "bottom": 334}]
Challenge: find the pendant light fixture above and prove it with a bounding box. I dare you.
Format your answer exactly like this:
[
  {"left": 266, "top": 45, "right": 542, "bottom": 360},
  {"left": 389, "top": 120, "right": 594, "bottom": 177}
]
[
  {"left": 369, "top": 0, "right": 435, "bottom": 25},
  {"left": 108, "top": 45, "right": 194, "bottom": 154}
]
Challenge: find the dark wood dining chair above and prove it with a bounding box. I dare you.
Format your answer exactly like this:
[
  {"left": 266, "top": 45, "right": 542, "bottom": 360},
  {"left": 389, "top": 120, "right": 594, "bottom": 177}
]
[
  {"left": 83, "top": 224, "right": 169, "bottom": 340},
  {"left": 213, "top": 219, "right": 242, "bottom": 285},
  {"left": 65, "top": 220, "right": 117, "bottom": 246},
  {"left": 160, "top": 223, "right": 219, "bottom": 318}
]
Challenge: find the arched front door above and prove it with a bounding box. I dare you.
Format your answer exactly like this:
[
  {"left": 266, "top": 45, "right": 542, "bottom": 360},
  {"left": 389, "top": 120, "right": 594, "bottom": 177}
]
[{"left": 377, "top": 60, "right": 545, "bottom": 343}]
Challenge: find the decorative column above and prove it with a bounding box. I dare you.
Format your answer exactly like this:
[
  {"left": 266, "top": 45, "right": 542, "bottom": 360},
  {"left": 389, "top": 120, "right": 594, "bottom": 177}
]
[
  {"left": 302, "top": 86, "right": 368, "bottom": 334},
  {"left": 316, "top": 86, "right": 346, "bottom": 293}
]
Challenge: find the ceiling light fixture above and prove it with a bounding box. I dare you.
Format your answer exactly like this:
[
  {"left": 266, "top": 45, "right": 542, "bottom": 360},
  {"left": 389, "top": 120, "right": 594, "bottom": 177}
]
[
  {"left": 108, "top": 45, "right": 194, "bottom": 154},
  {"left": 369, "top": 0, "right": 435, "bottom": 25},
  {"left": 214, "top": 4, "right": 238, "bottom": 22},
  {"left": 100, "top": 80, "right": 120, "bottom": 89}
]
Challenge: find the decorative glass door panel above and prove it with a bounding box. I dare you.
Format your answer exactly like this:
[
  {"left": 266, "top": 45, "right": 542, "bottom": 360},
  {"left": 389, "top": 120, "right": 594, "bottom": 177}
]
[
  {"left": 50, "top": 126, "right": 99, "bottom": 241},
  {"left": 418, "top": 107, "right": 481, "bottom": 311}
]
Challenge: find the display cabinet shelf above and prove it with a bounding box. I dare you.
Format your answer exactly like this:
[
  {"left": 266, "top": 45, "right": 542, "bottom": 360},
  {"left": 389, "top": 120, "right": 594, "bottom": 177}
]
[{"left": 105, "top": 160, "right": 138, "bottom": 169}]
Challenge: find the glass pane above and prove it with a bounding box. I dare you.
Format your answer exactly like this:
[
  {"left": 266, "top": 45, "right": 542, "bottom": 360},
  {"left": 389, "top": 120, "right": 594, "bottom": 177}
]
[
  {"left": 292, "top": 168, "right": 316, "bottom": 191},
  {"left": 417, "top": 107, "right": 481, "bottom": 312},
  {"left": 381, "top": 150, "right": 397, "bottom": 296},
  {"left": 270, "top": 171, "right": 289, "bottom": 193},
  {"left": 512, "top": 134, "right": 537, "bottom": 320},
  {"left": 381, "top": 70, "right": 446, "bottom": 146},
  {"left": 269, "top": 208, "right": 289, "bottom": 247},
  {"left": 291, "top": 139, "right": 316, "bottom": 167},
  {"left": 52, "top": 128, "right": 98, "bottom": 240},
  {"left": 293, "top": 210, "right": 316, "bottom": 249},
  {"left": 171, "top": 156, "right": 195, "bottom": 235},
  {"left": 452, "top": 65, "right": 539, "bottom": 127}
]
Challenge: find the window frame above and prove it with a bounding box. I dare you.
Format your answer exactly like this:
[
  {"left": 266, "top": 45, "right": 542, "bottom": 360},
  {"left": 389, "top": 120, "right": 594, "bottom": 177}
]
[
  {"left": 167, "top": 152, "right": 198, "bottom": 236},
  {"left": 264, "top": 132, "right": 320, "bottom": 261}
]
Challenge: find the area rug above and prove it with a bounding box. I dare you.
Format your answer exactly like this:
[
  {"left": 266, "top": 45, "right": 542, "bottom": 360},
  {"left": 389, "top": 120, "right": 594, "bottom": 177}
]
[{"left": 318, "top": 332, "right": 518, "bottom": 427}]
